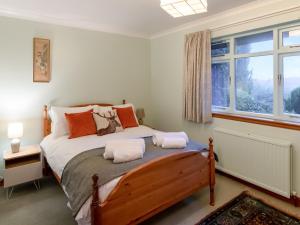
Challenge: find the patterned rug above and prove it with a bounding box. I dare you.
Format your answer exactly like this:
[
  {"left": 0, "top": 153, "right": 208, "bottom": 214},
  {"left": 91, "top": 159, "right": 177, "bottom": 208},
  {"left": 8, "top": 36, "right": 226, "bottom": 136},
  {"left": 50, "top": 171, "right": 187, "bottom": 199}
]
[{"left": 197, "top": 192, "right": 300, "bottom": 225}]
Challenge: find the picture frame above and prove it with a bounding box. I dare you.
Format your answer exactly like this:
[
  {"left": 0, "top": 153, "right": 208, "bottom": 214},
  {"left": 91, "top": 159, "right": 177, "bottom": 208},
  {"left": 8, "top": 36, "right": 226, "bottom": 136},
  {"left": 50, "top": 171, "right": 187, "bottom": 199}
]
[{"left": 33, "top": 38, "right": 50, "bottom": 82}]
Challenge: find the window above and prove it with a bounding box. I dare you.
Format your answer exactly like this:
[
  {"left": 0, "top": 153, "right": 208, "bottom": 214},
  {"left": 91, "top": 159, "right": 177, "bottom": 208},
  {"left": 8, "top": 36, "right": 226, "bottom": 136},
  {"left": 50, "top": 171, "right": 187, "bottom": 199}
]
[
  {"left": 235, "top": 31, "right": 273, "bottom": 54},
  {"left": 282, "top": 54, "right": 300, "bottom": 115},
  {"left": 211, "top": 40, "right": 230, "bottom": 57},
  {"left": 212, "top": 62, "right": 230, "bottom": 108},
  {"left": 212, "top": 23, "right": 300, "bottom": 123},
  {"left": 282, "top": 28, "right": 300, "bottom": 47},
  {"left": 235, "top": 55, "right": 273, "bottom": 114}
]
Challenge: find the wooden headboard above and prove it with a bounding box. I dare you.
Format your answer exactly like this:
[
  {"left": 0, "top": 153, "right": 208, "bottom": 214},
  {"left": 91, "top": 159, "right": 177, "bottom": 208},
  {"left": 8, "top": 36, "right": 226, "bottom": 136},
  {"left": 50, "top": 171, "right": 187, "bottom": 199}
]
[{"left": 43, "top": 99, "right": 126, "bottom": 137}]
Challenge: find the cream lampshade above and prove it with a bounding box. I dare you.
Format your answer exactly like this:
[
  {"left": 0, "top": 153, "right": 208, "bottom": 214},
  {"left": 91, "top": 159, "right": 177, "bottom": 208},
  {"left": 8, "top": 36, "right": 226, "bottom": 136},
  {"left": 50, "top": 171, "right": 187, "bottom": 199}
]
[{"left": 8, "top": 122, "right": 23, "bottom": 153}]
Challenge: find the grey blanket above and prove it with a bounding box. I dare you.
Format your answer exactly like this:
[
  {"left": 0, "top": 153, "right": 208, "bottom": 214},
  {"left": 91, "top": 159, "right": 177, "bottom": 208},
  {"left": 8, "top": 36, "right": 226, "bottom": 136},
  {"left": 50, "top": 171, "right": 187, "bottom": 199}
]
[{"left": 61, "top": 137, "right": 207, "bottom": 216}]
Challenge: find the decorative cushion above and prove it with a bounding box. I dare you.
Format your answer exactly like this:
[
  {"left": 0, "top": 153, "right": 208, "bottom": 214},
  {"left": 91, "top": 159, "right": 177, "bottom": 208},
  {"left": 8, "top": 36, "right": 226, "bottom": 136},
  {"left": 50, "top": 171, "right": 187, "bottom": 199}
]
[
  {"left": 93, "top": 109, "right": 123, "bottom": 136},
  {"left": 65, "top": 109, "right": 97, "bottom": 139},
  {"left": 113, "top": 103, "right": 139, "bottom": 125},
  {"left": 113, "top": 106, "right": 139, "bottom": 128},
  {"left": 50, "top": 105, "right": 93, "bottom": 137}
]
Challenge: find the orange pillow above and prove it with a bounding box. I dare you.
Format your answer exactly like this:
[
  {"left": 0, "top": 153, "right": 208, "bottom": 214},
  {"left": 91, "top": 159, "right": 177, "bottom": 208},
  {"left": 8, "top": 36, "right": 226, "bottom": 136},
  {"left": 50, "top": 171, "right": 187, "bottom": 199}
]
[
  {"left": 65, "top": 109, "right": 97, "bottom": 139},
  {"left": 113, "top": 106, "right": 139, "bottom": 128}
]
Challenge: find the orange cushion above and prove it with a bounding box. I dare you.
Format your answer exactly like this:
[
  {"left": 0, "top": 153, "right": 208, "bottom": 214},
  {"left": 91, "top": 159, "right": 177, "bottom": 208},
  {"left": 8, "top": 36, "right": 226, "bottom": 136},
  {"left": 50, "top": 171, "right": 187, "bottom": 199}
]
[
  {"left": 113, "top": 106, "right": 139, "bottom": 128},
  {"left": 65, "top": 109, "right": 97, "bottom": 139}
]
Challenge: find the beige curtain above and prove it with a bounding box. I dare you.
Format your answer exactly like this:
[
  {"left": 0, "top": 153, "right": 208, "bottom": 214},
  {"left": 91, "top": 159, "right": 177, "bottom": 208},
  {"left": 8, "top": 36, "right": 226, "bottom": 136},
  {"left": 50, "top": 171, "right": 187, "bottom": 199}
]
[{"left": 184, "top": 30, "right": 212, "bottom": 123}]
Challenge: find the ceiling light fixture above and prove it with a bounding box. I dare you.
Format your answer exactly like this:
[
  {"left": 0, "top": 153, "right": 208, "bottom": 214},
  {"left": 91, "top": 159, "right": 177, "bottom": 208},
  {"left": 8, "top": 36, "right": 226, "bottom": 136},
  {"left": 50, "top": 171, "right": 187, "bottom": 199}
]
[{"left": 160, "top": 0, "right": 207, "bottom": 18}]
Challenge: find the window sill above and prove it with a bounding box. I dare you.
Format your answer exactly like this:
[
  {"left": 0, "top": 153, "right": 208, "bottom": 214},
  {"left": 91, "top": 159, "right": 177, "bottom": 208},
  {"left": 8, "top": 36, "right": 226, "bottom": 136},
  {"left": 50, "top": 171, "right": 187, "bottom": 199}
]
[{"left": 212, "top": 112, "right": 300, "bottom": 131}]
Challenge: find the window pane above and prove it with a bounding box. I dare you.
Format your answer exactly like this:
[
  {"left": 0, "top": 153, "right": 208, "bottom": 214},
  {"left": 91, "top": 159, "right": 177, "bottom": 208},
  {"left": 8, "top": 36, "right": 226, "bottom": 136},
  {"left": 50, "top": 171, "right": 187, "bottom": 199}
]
[
  {"left": 212, "top": 41, "right": 229, "bottom": 57},
  {"left": 283, "top": 54, "right": 300, "bottom": 114},
  {"left": 235, "top": 31, "right": 273, "bottom": 54},
  {"left": 212, "top": 62, "right": 230, "bottom": 107},
  {"left": 235, "top": 55, "right": 273, "bottom": 114},
  {"left": 282, "top": 29, "right": 300, "bottom": 47}
]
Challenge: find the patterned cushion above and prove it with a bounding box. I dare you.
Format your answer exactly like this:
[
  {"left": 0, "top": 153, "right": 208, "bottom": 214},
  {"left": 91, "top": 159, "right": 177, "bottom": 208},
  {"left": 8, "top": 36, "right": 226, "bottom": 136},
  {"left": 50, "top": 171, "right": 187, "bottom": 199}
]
[{"left": 93, "top": 109, "right": 123, "bottom": 136}]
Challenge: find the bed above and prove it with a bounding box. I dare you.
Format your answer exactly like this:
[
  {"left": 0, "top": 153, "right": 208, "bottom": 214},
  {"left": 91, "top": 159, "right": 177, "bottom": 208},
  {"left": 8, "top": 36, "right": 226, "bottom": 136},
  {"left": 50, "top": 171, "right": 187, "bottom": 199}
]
[{"left": 41, "top": 101, "right": 215, "bottom": 225}]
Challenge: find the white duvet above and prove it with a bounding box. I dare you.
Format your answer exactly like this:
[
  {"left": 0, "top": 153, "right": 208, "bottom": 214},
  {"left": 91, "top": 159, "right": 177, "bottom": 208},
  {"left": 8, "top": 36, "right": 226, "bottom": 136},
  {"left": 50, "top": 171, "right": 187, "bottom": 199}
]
[{"left": 40, "top": 125, "right": 157, "bottom": 225}]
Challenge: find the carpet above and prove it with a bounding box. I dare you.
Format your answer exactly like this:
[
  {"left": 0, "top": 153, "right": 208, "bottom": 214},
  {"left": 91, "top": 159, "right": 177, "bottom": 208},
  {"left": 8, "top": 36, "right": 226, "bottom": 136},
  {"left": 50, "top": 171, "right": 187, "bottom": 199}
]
[{"left": 197, "top": 191, "right": 300, "bottom": 225}]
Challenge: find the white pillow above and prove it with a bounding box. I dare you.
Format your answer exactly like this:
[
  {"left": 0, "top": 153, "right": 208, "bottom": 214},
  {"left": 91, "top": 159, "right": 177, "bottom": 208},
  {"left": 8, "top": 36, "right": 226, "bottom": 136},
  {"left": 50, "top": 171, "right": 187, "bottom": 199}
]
[
  {"left": 113, "top": 103, "right": 139, "bottom": 125},
  {"left": 93, "top": 105, "right": 112, "bottom": 112},
  {"left": 50, "top": 105, "right": 93, "bottom": 138}
]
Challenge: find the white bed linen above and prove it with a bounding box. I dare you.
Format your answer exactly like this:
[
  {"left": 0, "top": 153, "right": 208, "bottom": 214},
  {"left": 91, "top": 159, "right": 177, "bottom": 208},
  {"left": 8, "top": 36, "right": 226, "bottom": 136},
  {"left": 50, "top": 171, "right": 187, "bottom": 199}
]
[
  {"left": 41, "top": 125, "right": 155, "bottom": 177},
  {"left": 40, "top": 126, "right": 156, "bottom": 225}
]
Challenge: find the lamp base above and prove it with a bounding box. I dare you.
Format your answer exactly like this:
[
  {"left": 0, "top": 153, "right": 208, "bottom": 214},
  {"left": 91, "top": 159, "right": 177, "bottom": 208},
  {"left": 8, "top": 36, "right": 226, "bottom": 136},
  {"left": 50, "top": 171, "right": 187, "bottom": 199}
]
[
  {"left": 138, "top": 119, "right": 144, "bottom": 125},
  {"left": 11, "top": 139, "right": 20, "bottom": 153}
]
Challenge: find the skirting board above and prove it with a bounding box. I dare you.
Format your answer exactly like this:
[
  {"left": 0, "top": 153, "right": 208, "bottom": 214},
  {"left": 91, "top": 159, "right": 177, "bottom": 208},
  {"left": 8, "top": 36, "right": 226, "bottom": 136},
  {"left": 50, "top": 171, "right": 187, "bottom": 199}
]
[{"left": 216, "top": 169, "right": 300, "bottom": 207}]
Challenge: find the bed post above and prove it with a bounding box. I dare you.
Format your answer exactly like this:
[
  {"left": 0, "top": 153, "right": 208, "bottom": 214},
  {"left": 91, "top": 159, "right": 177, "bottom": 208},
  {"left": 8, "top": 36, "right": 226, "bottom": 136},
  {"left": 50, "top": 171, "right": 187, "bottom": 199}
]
[
  {"left": 43, "top": 105, "right": 51, "bottom": 137},
  {"left": 91, "top": 174, "right": 102, "bottom": 225},
  {"left": 43, "top": 105, "right": 48, "bottom": 137},
  {"left": 209, "top": 137, "right": 215, "bottom": 206}
]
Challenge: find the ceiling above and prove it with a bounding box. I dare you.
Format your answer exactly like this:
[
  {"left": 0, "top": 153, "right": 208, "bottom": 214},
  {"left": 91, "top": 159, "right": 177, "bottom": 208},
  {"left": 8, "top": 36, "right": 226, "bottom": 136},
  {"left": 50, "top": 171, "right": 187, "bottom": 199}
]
[{"left": 0, "top": 0, "right": 257, "bottom": 38}]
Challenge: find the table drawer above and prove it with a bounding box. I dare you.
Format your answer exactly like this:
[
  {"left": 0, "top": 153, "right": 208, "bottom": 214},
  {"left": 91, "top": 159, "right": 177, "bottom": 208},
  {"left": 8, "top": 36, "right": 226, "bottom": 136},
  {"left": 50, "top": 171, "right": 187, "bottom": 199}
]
[{"left": 4, "top": 162, "right": 42, "bottom": 188}]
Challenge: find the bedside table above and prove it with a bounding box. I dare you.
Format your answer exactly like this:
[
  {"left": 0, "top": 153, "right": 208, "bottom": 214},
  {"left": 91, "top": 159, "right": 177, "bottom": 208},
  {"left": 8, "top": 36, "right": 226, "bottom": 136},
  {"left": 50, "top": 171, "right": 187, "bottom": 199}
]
[{"left": 3, "top": 145, "right": 42, "bottom": 198}]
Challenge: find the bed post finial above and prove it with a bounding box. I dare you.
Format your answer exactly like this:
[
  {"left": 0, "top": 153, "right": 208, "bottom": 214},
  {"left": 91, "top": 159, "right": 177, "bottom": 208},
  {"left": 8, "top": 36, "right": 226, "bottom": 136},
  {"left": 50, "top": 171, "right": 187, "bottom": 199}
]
[
  {"left": 43, "top": 105, "right": 50, "bottom": 137},
  {"left": 44, "top": 105, "right": 48, "bottom": 112},
  {"left": 208, "top": 137, "right": 215, "bottom": 206},
  {"left": 91, "top": 174, "right": 102, "bottom": 225},
  {"left": 209, "top": 137, "right": 213, "bottom": 146}
]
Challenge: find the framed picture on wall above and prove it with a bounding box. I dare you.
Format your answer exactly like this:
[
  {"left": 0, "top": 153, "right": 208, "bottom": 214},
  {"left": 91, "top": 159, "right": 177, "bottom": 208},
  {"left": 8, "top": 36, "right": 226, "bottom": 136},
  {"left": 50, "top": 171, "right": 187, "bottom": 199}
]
[{"left": 33, "top": 38, "right": 50, "bottom": 82}]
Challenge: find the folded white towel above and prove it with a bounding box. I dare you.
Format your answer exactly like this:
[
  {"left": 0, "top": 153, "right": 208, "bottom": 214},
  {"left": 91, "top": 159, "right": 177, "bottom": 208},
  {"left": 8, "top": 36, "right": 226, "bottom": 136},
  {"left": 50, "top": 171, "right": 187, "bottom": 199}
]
[
  {"left": 104, "top": 139, "right": 145, "bottom": 160},
  {"left": 161, "top": 137, "right": 187, "bottom": 149},
  {"left": 113, "top": 144, "right": 144, "bottom": 163},
  {"left": 152, "top": 132, "right": 189, "bottom": 146},
  {"left": 103, "top": 141, "right": 119, "bottom": 159}
]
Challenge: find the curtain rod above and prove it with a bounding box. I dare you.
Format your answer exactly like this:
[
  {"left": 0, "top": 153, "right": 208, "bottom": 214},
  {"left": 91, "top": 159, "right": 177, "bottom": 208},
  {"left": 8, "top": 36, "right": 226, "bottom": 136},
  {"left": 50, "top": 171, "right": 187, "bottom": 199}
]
[{"left": 210, "top": 6, "right": 300, "bottom": 32}]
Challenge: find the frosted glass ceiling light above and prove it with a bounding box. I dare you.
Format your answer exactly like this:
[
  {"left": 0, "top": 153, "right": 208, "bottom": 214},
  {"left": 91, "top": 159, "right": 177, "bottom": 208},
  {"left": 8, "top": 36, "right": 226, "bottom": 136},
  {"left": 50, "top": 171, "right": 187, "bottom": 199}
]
[{"left": 160, "top": 0, "right": 207, "bottom": 18}]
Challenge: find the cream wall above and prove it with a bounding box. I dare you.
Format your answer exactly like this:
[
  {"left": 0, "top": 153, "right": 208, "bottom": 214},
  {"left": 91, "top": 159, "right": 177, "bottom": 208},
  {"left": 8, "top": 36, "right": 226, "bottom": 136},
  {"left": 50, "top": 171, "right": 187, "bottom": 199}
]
[
  {"left": 150, "top": 0, "right": 300, "bottom": 196},
  {"left": 0, "top": 16, "right": 150, "bottom": 174}
]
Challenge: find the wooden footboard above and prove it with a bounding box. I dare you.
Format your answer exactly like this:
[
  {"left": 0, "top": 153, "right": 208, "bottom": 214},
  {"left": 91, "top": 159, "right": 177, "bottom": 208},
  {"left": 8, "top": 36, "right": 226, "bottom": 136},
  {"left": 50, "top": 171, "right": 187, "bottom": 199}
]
[{"left": 91, "top": 138, "right": 215, "bottom": 225}]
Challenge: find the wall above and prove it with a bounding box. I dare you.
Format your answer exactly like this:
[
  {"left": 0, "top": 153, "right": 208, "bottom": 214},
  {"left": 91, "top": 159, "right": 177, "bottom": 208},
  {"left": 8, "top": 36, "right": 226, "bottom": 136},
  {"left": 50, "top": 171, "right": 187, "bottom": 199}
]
[
  {"left": 150, "top": 0, "right": 300, "bottom": 196},
  {"left": 1, "top": 0, "right": 300, "bottom": 198},
  {"left": 0, "top": 16, "right": 150, "bottom": 174}
]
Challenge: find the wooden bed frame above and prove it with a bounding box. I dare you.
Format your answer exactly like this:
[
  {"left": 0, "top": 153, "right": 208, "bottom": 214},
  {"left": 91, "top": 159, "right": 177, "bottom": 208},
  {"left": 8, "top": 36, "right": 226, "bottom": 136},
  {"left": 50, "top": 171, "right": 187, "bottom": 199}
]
[{"left": 42, "top": 100, "right": 215, "bottom": 225}]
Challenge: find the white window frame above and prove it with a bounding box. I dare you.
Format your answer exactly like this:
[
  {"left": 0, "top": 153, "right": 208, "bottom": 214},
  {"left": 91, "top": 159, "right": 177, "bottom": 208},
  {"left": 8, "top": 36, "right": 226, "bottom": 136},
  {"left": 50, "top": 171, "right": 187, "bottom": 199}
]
[{"left": 211, "top": 22, "right": 300, "bottom": 124}]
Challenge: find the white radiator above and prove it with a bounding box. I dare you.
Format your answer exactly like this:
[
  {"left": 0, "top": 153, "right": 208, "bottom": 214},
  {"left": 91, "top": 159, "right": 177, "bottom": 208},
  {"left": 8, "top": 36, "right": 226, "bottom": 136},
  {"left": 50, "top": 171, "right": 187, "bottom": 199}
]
[{"left": 214, "top": 128, "right": 292, "bottom": 198}]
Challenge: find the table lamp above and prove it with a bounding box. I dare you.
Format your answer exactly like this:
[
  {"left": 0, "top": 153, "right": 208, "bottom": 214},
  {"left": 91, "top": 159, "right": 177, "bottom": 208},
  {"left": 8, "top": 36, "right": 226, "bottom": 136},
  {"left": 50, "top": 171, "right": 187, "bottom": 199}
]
[
  {"left": 8, "top": 122, "right": 23, "bottom": 153},
  {"left": 136, "top": 108, "right": 145, "bottom": 125}
]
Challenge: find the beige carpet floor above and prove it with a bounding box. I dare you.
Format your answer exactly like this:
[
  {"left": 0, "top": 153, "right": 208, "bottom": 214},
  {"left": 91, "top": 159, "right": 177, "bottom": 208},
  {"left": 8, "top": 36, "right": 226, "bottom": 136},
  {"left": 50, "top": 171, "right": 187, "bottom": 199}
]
[{"left": 0, "top": 174, "right": 299, "bottom": 225}]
